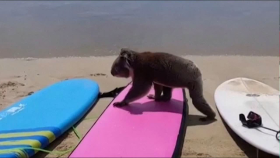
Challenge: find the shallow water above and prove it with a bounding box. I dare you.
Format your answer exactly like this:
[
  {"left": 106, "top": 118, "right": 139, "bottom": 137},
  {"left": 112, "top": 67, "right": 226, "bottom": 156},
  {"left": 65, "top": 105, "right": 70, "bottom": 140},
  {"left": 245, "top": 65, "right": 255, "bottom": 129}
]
[{"left": 0, "top": 1, "right": 278, "bottom": 58}]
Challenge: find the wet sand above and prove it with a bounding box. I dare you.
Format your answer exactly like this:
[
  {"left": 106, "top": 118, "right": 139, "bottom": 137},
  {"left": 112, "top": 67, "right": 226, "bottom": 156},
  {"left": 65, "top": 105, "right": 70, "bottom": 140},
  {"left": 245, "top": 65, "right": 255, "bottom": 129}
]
[{"left": 0, "top": 55, "right": 278, "bottom": 158}]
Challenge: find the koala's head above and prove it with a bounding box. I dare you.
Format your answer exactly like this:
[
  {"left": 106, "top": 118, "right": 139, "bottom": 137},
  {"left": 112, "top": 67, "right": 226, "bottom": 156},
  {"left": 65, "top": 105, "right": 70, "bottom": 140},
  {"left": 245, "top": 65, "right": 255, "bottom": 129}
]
[{"left": 110, "top": 48, "right": 137, "bottom": 78}]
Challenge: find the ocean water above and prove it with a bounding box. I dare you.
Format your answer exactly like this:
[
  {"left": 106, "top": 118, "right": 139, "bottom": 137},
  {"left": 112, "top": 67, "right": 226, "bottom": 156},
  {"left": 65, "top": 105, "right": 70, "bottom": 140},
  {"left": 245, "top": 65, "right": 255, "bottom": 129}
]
[{"left": 0, "top": 1, "right": 278, "bottom": 58}]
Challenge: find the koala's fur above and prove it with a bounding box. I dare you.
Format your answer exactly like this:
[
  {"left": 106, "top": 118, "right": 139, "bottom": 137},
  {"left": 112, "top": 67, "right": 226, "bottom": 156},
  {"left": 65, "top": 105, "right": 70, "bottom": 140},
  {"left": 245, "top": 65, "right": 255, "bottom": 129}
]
[{"left": 111, "top": 48, "right": 216, "bottom": 120}]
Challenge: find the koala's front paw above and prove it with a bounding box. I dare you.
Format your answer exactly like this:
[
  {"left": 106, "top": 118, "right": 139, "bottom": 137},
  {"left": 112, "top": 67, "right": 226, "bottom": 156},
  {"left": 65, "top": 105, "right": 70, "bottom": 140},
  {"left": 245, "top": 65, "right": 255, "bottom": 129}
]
[
  {"left": 113, "top": 101, "right": 128, "bottom": 107},
  {"left": 147, "top": 94, "right": 164, "bottom": 102}
]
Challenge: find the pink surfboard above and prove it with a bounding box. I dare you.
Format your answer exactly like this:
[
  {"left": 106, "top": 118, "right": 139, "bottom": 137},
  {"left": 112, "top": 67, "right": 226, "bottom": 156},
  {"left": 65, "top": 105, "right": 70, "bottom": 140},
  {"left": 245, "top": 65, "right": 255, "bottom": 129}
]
[{"left": 69, "top": 83, "right": 188, "bottom": 158}]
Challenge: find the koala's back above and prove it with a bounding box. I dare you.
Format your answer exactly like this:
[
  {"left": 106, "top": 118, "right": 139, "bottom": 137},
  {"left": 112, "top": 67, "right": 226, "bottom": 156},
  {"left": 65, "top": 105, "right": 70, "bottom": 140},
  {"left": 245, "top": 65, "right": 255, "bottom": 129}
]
[{"left": 135, "top": 52, "right": 202, "bottom": 87}]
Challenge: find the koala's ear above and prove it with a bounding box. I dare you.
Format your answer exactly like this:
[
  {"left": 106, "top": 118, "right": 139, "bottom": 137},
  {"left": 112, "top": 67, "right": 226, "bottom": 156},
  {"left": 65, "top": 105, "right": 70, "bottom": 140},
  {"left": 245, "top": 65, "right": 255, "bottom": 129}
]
[
  {"left": 120, "top": 48, "right": 132, "bottom": 59},
  {"left": 119, "top": 48, "right": 135, "bottom": 68},
  {"left": 120, "top": 48, "right": 130, "bottom": 53}
]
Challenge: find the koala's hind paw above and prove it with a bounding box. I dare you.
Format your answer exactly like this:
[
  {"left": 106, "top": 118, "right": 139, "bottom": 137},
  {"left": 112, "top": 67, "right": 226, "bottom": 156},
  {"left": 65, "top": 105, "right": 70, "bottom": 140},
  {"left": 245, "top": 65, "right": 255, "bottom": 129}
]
[
  {"left": 147, "top": 94, "right": 155, "bottom": 99},
  {"left": 147, "top": 94, "right": 170, "bottom": 102}
]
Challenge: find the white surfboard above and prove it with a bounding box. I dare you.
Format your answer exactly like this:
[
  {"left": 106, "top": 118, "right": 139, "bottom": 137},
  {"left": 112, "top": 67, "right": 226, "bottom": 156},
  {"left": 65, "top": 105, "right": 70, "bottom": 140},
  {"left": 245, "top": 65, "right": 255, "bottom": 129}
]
[{"left": 214, "top": 77, "right": 279, "bottom": 156}]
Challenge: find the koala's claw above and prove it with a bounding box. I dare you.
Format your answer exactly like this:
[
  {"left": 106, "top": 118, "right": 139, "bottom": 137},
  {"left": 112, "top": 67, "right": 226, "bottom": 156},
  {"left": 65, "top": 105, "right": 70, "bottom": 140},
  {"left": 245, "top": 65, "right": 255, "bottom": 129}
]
[
  {"left": 147, "top": 94, "right": 155, "bottom": 99},
  {"left": 113, "top": 101, "right": 128, "bottom": 107}
]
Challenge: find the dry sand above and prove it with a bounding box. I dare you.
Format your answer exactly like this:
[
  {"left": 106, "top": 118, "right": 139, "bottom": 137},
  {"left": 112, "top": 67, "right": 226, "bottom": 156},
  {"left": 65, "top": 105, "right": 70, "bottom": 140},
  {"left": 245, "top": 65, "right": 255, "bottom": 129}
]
[{"left": 0, "top": 55, "right": 278, "bottom": 158}]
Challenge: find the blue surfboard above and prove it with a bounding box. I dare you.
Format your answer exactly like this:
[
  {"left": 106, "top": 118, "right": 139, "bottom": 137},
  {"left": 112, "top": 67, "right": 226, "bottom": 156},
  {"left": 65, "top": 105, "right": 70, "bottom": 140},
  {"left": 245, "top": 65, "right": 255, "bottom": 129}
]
[{"left": 0, "top": 78, "right": 99, "bottom": 158}]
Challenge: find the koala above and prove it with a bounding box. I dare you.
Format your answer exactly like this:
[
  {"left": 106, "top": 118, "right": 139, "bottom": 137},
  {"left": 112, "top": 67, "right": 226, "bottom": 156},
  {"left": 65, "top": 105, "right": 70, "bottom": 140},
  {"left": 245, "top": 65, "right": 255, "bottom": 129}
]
[{"left": 110, "top": 48, "right": 216, "bottom": 120}]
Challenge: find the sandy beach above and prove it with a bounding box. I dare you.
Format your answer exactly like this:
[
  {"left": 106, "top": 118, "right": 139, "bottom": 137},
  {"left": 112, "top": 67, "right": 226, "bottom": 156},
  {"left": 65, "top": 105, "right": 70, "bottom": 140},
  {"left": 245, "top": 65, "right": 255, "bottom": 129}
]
[
  {"left": 0, "top": 1, "right": 278, "bottom": 158},
  {"left": 0, "top": 55, "right": 278, "bottom": 158}
]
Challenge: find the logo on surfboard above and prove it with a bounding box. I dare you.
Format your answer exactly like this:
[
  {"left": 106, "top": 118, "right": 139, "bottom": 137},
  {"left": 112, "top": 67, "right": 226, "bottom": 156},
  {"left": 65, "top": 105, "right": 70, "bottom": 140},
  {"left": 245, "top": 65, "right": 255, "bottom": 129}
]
[{"left": 0, "top": 103, "right": 26, "bottom": 121}]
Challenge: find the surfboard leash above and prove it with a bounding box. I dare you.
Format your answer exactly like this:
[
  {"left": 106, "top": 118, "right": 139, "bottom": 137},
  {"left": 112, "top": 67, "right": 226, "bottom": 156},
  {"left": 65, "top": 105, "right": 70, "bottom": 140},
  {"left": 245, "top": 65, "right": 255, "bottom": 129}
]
[
  {"left": 98, "top": 86, "right": 126, "bottom": 98},
  {"left": 239, "top": 111, "right": 280, "bottom": 141},
  {"left": 0, "top": 125, "right": 84, "bottom": 157},
  {"left": 0, "top": 127, "right": 81, "bottom": 157},
  {"left": 240, "top": 78, "right": 278, "bottom": 129}
]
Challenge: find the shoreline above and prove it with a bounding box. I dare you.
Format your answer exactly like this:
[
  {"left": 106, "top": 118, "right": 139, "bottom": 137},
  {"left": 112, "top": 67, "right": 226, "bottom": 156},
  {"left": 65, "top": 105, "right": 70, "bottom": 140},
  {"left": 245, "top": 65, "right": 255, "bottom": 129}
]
[{"left": 0, "top": 54, "right": 278, "bottom": 60}]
